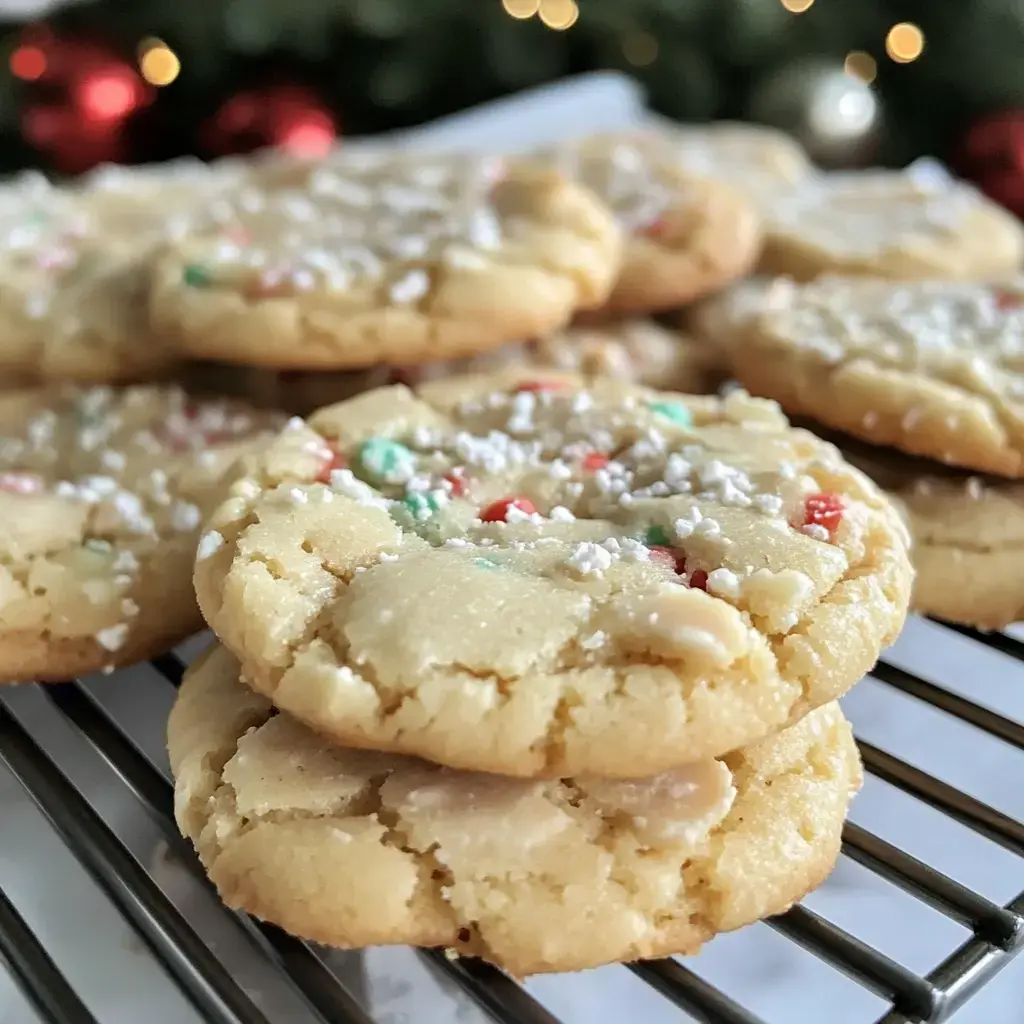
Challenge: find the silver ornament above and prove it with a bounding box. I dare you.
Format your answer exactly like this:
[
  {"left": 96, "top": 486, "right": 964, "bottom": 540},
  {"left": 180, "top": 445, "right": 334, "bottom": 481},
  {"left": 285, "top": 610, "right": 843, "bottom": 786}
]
[{"left": 747, "top": 59, "right": 882, "bottom": 166}]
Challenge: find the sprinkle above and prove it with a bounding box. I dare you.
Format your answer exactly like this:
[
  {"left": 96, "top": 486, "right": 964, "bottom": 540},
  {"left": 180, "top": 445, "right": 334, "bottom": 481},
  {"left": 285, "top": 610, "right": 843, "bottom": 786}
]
[
  {"left": 443, "top": 469, "right": 469, "bottom": 497},
  {"left": 479, "top": 496, "right": 536, "bottom": 523},
  {"left": 688, "top": 569, "right": 709, "bottom": 591},
  {"left": 565, "top": 541, "right": 614, "bottom": 578},
  {"left": 644, "top": 524, "right": 672, "bottom": 546},
  {"left": 580, "top": 630, "right": 607, "bottom": 651},
  {"left": 182, "top": 264, "right": 211, "bottom": 288},
  {"left": 355, "top": 437, "right": 417, "bottom": 485},
  {"left": 95, "top": 624, "right": 130, "bottom": 652},
  {"left": 803, "top": 492, "right": 844, "bottom": 538},
  {"left": 707, "top": 568, "right": 742, "bottom": 600},
  {"left": 548, "top": 505, "right": 575, "bottom": 522},
  {"left": 474, "top": 557, "right": 500, "bottom": 571},
  {"left": 195, "top": 530, "right": 224, "bottom": 562},
  {"left": 995, "top": 290, "right": 1023, "bottom": 310},
  {"left": 647, "top": 400, "right": 692, "bottom": 426},
  {"left": 398, "top": 492, "right": 443, "bottom": 522},
  {"left": 581, "top": 451, "right": 610, "bottom": 472},
  {"left": 315, "top": 442, "right": 347, "bottom": 483},
  {"left": 389, "top": 268, "right": 431, "bottom": 305},
  {"left": 515, "top": 380, "right": 566, "bottom": 393},
  {"left": 0, "top": 472, "right": 43, "bottom": 494},
  {"left": 649, "top": 546, "right": 686, "bottom": 574}
]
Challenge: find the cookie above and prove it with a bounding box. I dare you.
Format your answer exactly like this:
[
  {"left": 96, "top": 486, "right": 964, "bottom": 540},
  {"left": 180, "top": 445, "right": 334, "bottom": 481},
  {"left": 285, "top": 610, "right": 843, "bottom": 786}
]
[
  {"left": 169, "top": 642, "right": 862, "bottom": 975},
  {"left": 533, "top": 134, "right": 763, "bottom": 315},
  {"left": 182, "top": 319, "right": 725, "bottom": 416},
  {"left": 0, "top": 161, "right": 241, "bottom": 383},
  {"left": 822, "top": 434, "right": 1024, "bottom": 629},
  {"left": 0, "top": 385, "right": 277, "bottom": 683},
  {"left": 759, "top": 169, "right": 1024, "bottom": 281},
  {"left": 728, "top": 275, "right": 1024, "bottom": 478},
  {"left": 670, "top": 122, "right": 814, "bottom": 199},
  {"left": 149, "top": 151, "right": 622, "bottom": 370},
  {"left": 194, "top": 374, "right": 911, "bottom": 778}
]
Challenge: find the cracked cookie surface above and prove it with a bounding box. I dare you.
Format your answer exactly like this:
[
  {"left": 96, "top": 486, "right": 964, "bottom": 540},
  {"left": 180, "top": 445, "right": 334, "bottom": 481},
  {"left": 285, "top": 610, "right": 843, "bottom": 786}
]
[
  {"left": 0, "top": 384, "right": 278, "bottom": 682},
  {"left": 729, "top": 276, "right": 1024, "bottom": 478},
  {"left": 758, "top": 169, "right": 1024, "bottom": 281},
  {"left": 150, "top": 150, "right": 622, "bottom": 370},
  {"left": 194, "top": 373, "right": 910, "bottom": 777},
  {"left": 531, "top": 134, "right": 762, "bottom": 316},
  {"left": 169, "top": 643, "right": 861, "bottom": 975}
]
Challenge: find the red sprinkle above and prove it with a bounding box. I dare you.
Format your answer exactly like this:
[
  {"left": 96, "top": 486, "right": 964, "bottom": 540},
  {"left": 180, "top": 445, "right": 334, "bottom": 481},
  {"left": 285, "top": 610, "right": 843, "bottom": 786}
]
[
  {"left": 515, "top": 380, "right": 566, "bottom": 393},
  {"left": 314, "top": 443, "right": 347, "bottom": 483},
  {"left": 995, "top": 290, "right": 1023, "bottom": 310},
  {"left": 444, "top": 469, "right": 469, "bottom": 497},
  {"left": 804, "top": 492, "right": 845, "bottom": 536},
  {"left": 640, "top": 215, "right": 670, "bottom": 238},
  {"left": 0, "top": 472, "right": 43, "bottom": 494},
  {"left": 480, "top": 496, "right": 536, "bottom": 523},
  {"left": 649, "top": 546, "right": 687, "bottom": 574},
  {"left": 688, "top": 570, "right": 709, "bottom": 591},
  {"left": 581, "top": 451, "right": 610, "bottom": 472}
]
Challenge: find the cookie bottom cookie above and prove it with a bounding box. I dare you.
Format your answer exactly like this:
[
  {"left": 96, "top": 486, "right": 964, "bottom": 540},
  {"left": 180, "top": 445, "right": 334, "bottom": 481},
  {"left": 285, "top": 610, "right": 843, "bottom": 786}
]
[
  {"left": 169, "top": 644, "right": 862, "bottom": 976},
  {"left": 833, "top": 434, "right": 1024, "bottom": 630}
]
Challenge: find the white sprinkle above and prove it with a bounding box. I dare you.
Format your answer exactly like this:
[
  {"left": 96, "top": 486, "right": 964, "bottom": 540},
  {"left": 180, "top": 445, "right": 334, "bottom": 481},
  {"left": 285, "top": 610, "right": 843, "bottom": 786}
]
[
  {"left": 580, "top": 631, "right": 607, "bottom": 651},
  {"left": 195, "top": 531, "right": 224, "bottom": 562},
  {"left": 379, "top": 552, "right": 400, "bottom": 562},
  {"left": 95, "top": 624, "right": 130, "bottom": 652},
  {"left": 389, "top": 269, "right": 431, "bottom": 305},
  {"left": 753, "top": 493, "right": 784, "bottom": 516},
  {"left": 170, "top": 501, "right": 202, "bottom": 531},
  {"left": 565, "top": 541, "right": 614, "bottom": 578},
  {"left": 801, "top": 523, "right": 831, "bottom": 542},
  {"left": 548, "top": 505, "right": 576, "bottom": 522},
  {"left": 707, "top": 568, "right": 742, "bottom": 600}
]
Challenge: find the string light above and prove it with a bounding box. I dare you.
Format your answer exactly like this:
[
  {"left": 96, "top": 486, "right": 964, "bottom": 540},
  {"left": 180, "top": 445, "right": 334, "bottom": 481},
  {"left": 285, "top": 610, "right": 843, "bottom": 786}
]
[
  {"left": 501, "top": 0, "right": 539, "bottom": 18},
  {"left": 844, "top": 51, "right": 877, "bottom": 85},
  {"left": 138, "top": 38, "right": 180, "bottom": 86},
  {"left": 779, "top": 0, "right": 815, "bottom": 12},
  {"left": 886, "top": 22, "right": 925, "bottom": 63},
  {"left": 10, "top": 45, "right": 46, "bottom": 81},
  {"left": 623, "top": 33, "right": 658, "bottom": 67},
  {"left": 538, "top": 0, "right": 578, "bottom": 30}
]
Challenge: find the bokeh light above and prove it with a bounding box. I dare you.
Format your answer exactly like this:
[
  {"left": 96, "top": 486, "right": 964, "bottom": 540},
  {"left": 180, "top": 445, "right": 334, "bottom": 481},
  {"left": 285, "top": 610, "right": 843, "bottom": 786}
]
[
  {"left": 502, "top": 0, "right": 540, "bottom": 18},
  {"left": 538, "top": 0, "right": 579, "bottom": 30},
  {"left": 886, "top": 23, "right": 925, "bottom": 63},
  {"left": 139, "top": 39, "right": 181, "bottom": 86},
  {"left": 844, "top": 51, "right": 877, "bottom": 85},
  {"left": 10, "top": 45, "right": 46, "bottom": 81}
]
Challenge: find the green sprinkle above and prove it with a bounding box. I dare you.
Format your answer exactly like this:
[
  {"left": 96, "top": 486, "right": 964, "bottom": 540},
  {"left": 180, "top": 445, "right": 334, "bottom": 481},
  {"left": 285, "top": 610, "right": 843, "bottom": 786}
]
[
  {"left": 400, "top": 492, "right": 442, "bottom": 521},
  {"left": 644, "top": 525, "right": 671, "bottom": 546},
  {"left": 474, "top": 557, "right": 500, "bottom": 571},
  {"left": 648, "top": 400, "right": 692, "bottom": 426},
  {"left": 84, "top": 538, "right": 112, "bottom": 554},
  {"left": 355, "top": 437, "right": 417, "bottom": 485},
  {"left": 183, "top": 264, "right": 212, "bottom": 288}
]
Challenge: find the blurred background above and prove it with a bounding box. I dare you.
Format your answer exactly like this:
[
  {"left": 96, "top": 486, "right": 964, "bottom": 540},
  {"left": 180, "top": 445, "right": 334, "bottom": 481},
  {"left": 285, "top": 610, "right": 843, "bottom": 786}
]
[{"left": 0, "top": 0, "right": 1022, "bottom": 215}]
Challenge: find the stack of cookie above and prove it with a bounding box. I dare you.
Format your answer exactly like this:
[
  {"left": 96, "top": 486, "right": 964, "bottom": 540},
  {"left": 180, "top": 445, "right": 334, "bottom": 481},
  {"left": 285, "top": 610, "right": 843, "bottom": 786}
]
[
  {"left": 169, "top": 372, "right": 911, "bottom": 973},
  {"left": 691, "top": 166, "right": 1024, "bottom": 630}
]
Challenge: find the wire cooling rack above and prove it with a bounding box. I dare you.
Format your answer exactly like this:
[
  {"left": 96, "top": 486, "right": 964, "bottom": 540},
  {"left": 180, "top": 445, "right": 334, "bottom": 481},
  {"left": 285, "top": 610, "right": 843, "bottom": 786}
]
[{"left": 0, "top": 613, "right": 1022, "bottom": 1024}]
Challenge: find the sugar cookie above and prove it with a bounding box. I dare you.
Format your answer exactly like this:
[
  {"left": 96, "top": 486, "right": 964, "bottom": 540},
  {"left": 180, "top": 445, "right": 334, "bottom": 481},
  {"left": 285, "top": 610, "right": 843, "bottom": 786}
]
[
  {"left": 169, "top": 643, "right": 861, "bottom": 976},
  {"left": 194, "top": 374, "right": 911, "bottom": 778}
]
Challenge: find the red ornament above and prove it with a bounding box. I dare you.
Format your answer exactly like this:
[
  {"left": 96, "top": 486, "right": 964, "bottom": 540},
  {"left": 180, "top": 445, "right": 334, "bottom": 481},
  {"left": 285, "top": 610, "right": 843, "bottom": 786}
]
[
  {"left": 479, "top": 497, "right": 536, "bottom": 523},
  {"left": 955, "top": 110, "right": 1024, "bottom": 218},
  {"left": 203, "top": 84, "right": 337, "bottom": 159},
  {"left": 803, "top": 493, "right": 844, "bottom": 537}
]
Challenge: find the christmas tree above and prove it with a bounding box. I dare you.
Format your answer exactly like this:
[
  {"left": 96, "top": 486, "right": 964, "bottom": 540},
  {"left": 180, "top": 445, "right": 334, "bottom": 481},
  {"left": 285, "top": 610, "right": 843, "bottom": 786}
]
[{"left": 1, "top": 0, "right": 1023, "bottom": 211}]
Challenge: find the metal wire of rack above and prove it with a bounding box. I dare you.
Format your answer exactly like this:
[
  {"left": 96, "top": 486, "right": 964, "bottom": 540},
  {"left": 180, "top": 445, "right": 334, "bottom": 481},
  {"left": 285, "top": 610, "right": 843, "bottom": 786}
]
[{"left": 0, "top": 617, "right": 1022, "bottom": 1024}]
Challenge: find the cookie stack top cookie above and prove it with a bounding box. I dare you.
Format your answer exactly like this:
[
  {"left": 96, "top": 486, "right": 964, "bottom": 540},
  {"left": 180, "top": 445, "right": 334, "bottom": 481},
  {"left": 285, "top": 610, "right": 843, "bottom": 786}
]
[{"left": 192, "top": 373, "right": 910, "bottom": 777}]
